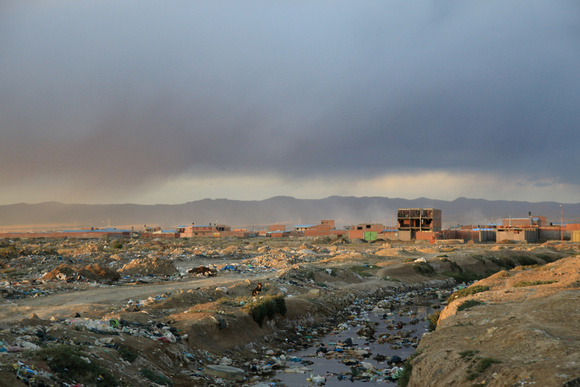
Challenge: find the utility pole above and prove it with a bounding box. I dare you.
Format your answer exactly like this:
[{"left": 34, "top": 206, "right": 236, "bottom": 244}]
[{"left": 560, "top": 205, "right": 564, "bottom": 246}]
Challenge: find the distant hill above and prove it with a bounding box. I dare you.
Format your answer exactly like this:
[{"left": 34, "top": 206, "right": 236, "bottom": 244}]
[{"left": 0, "top": 196, "right": 578, "bottom": 231}]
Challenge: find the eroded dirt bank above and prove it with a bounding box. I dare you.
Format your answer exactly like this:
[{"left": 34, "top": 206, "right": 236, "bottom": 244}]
[
  {"left": 0, "top": 238, "right": 577, "bottom": 386},
  {"left": 407, "top": 255, "right": 580, "bottom": 387}
]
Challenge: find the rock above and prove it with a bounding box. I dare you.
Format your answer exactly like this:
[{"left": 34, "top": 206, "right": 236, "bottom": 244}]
[
  {"left": 389, "top": 355, "right": 402, "bottom": 364},
  {"left": 205, "top": 364, "right": 245, "bottom": 382}
]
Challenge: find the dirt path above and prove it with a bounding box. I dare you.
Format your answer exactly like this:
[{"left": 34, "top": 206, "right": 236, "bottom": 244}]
[{"left": 0, "top": 271, "right": 272, "bottom": 323}]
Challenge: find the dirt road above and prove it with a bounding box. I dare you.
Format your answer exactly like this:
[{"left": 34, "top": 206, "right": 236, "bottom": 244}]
[{"left": 1, "top": 271, "right": 272, "bottom": 323}]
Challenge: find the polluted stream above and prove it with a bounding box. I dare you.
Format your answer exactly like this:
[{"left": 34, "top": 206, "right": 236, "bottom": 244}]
[{"left": 253, "top": 291, "right": 444, "bottom": 387}]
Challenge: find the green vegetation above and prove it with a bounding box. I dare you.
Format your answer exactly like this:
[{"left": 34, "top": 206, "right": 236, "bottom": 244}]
[
  {"left": 112, "top": 241, "right": 123, "bottom": 249},
  {"left": 534, "top": 253, "right": 559, "bottom": 263},
  {"left": 243, "top": 294, "right": 287, "bottom": 327},
  {"left": 427, "top": 310, "right": 441, "bottom": 332},
  {"left": 36, "top": 345, "right": 117, "bottom": 386},
  {"left": 140, "top": 368, "right": 173, "bottom": 386},
  {"left": 469, "top": 254, "right": 487, "bottom": 264},
  {"left": 459, "top": 350, "right": 501, "bottom": 381},
  {"left": 488, "top": 256, "right": 516, "bottom": 269},
  {"left": 118, "top": 345, "right": 138, "bottom": 362},
  {"left": 412, "top": 262, "right": 435, "bottom": 276},
  {"left": 476, "top": 357, "right": 501, "bottom": 373},
  {"left": 448, "top": 285, "right": 490, "bottom": 302},
  {"left": 397, "top": 351, "right": 422, "bottom": 387},
  {"left": 349, "top": 265, "right": 374, "bottom": 277},
  {"left": 460, "top": 350, "right": 480, "bottom": 360},
  {"left": 513, "top": 255, "right": 538, "bottom": 267},
  {"left": 514, "top": 280, "right": 557, "bottom": 287},
  {"left": 457, "top": 299, "right": 484, "bottom": 311}
]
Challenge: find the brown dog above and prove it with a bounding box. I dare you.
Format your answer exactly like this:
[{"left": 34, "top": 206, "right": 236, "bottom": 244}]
[{"left": 252, "top": 282, "right": 262, "bottom": 297}]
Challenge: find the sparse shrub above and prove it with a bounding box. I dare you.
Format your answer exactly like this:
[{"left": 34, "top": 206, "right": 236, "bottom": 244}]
[
  {"left": 460, "top": 350, "right": 480, "bottom": 360},
  {"left": 448, "top": 285, "right": 490, "bottom": 302},
  {"left": 412, "top": 262, "right": 435, "bottom": 276},
  {"left": 243, "top": 294, "right": 287, "bottom": 327},
  {"left": 349, "top": 265, "right": 373, "bottom": 277},
  {"left": 470, "top": 254, "right": 486, "bottom": 264},
  {"left": 535, "top": 253, "right": 559, "bottom": 263},
  {"left": 140, "top": 368, "right": 173, "bottom": 386},
  {"left": 513, "top": 255, "right": 537, "bottom": 266},
  {"left": 36, "top": 345, "right": 117, "bottom": 386},
  {"left": 457, "top": 299, "right": 484, "bottom": 311},
  {"left": 476, "top": 357, "right": 501, "bottom": 373},
  {"left": 397, "top": 351, "right": 421, "bottom": 387},
  {"left": 514, "top": 280, "right": 557, "bottom": 287},
  {"left": 488, "top": 256, "right": 516, "bottom": 269},
  {"left": 427, "top": 310, "right": 441, "bottom": 332},
  {"left": 118, "top": 345, "right": 138, "bottom": 362}
]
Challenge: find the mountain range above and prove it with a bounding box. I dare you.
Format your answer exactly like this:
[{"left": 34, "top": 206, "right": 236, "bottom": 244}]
[{"left": 0, "top": 196, "right": 578, "bottom": 231}]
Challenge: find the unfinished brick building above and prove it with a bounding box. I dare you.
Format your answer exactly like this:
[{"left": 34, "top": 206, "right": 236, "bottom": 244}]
[{"left": 397, "top": 208, "right": 442, "bottom": 240}]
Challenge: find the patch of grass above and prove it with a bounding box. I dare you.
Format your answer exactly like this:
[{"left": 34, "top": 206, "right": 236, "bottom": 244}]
[
  {"left": 397, "top": 351, "right": 421, "bottom": 387},
  {"left": 513, "top": 255, "right": 537, "bottom": 266},
  {"left": 460, "top": 350, "right": 480, "bottom": 360},
  {"left": 243, "top": 294, "right": 287, "bottom": 327},
  {"left": 427, "top": 310, "right": 441, "bottom": 332},
  {"left": 141, "top": 368, "right": 173, "bottom": 386},
  {"left": 457, "top": 299, "right": 484, "bottom": 311},
  {"left": 488, "top": 256, "right": 516, "bottom": 269},
  {"left": 36, "top": 345, "right": 117, "bottom": 386},
  {"left": 469, "top": 254, "right": 487, "bottom": 264},
  {"left": 476, "top": 357, "right": 501, "bottom": 373},
  {"left": 448, "top": 285, "right": 490, "bottom": 302},
  {"left": 514, "top": 280, "right": 557, "bottom": 287},
  {"left": 111, "top": 241, "right": 123, "bottom": 249},
  {"left": 349, "top": 265, "right": 374, "bottom": 277},
  {"left": 402, "top": 258, "right": 415, "bottom": 263},
  {"left": 412, "top": 262, "right": 435, "bottom": 276},
  {"left": 534, "top": 253, "right": 559, "bottom": 263},
  {"left": 118, "top": 345, "right": 138, "bottom": 362},
  {"left": 298, "top": 270, "right": 316, "bottom": 281}
]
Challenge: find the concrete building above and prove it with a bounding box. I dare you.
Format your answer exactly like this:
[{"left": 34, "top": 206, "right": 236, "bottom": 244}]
[
  {"left": 397, "top": 208, "right": 442, "bottom": 241},
  {"left": 177, "top": 224, "right": 250, "bottom": 238},
  {"left": 502, "top": 213, "right": 547, "bottom": 228},
  {"left": 348, "top": 223, "right": 385, "bottom": 241}
]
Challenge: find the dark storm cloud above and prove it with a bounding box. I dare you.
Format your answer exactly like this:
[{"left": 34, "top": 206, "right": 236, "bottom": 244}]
[{"left": 1, "top": 0, "right": 579, "bottom": 199}]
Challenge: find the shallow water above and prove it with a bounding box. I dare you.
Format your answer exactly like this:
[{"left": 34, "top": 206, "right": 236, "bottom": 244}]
[{"left": 263, "top": 301, "right": 437, "bottom": 387}]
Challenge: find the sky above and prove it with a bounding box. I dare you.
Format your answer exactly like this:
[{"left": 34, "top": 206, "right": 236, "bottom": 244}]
[{"left": 1, "top": 1, "right": 579, "bottom": 205}]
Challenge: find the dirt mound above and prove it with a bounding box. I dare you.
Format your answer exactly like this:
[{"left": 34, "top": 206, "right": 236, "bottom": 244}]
[
  {"left": 43, "top": 264, "right": 120, "bottom": 282},
  {"left": 118, "top": 256, "right": 177, "bottom": 276}
]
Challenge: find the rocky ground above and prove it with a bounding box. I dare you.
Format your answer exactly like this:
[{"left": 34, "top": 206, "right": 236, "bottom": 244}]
[{"left": 0, "top": 237, "right": 578, "bottom": 386}]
